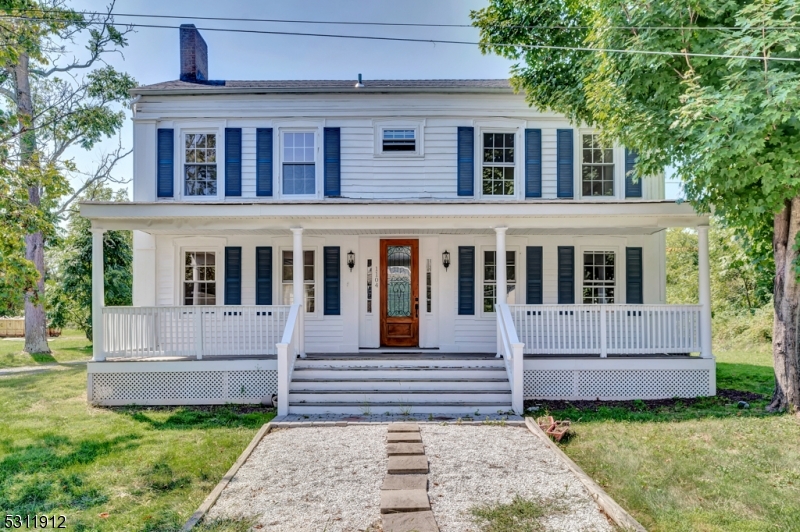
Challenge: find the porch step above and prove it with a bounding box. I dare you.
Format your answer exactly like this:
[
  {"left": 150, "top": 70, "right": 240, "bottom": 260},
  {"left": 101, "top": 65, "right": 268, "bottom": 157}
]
[
  {"left": 287, "top": 356, "right": 513, "bottom": 414},
  {"left": 287, "top": 403, "right": 514, "bottom": 415},
  {"left": 290, "top": 378, "right": 509, "bottom": 391}
]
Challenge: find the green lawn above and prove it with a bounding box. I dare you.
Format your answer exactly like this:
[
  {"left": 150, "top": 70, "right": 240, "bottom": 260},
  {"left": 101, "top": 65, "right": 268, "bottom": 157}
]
[
  {"left": 0, "top": 334, "right": 275, "bottom": 531},
  {"left": 0, "top": 329, "right": 93, "bottom": 368},
  {"left": 536, "top": 349, "right": 800, "bottom": 532}
]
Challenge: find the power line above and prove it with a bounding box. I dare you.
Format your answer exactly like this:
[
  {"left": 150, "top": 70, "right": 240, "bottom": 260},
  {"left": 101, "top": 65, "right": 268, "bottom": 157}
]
[
  {"left": 5, "top": 8, "right": 800, "bottom": 32},
  {"left": 0, "top": 16, "right": 798, "bottom": 62}
]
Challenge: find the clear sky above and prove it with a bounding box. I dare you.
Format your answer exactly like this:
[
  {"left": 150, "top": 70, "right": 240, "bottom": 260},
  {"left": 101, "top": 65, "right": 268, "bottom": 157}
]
[{"left": 64, "top": 0, "right": 681, "bottom": 198}]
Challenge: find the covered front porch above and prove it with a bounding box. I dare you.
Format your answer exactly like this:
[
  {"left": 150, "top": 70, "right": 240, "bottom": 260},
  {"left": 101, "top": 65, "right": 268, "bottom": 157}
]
[{"left": 82, "top": 200, "right": 715, "bottom": 413}]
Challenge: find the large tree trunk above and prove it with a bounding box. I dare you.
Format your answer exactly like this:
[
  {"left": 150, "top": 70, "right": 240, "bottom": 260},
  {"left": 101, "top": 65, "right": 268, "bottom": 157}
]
[
  {"left": 14, "top": 53, "right": 49, "bottom": 354},
  {"left": 769, "top": 198, "right": 800, "bottom": 411}
]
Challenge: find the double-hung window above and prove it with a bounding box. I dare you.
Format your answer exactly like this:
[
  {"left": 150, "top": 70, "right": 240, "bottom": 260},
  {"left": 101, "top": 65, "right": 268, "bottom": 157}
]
[
  {"left": 281, "top": 250, "right": 315, "bottom": 312},
  {"left": 483, "top": 250, "right": 516, "bottom": 312},
  {"left": 482, "top": 132, "right": 515, "bottom": 196},
  {"left": 582, "top": 251, "right": 615, "bottom": 303},
  {"left": 184, "top": 133, "right": 217, "bottom": 196},
  {"left": 582, "top": 134, "right": 614, "bottom": 197},
  {"left": 382, "top": 129, "right": 416, "bottom": 152},
  {"left": 283, "top": 132, "right": 315, "bottom": 195},
  {"left": 183, "top": 251, "right": 216, "bottom": 305}
]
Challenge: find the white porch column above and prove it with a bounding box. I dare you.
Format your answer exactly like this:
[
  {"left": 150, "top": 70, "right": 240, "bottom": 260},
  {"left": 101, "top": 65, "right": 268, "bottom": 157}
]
[
  {"left": 495, "top": 226, "right": 508, "bottom": 306},
  {"left": 698, "top": 225, "right": 713, "bottom": 358},
  {"left": 495, "top": 226, "right": 508, "bottom": 358},
  {"left": 91, "top": 228, "right": 106, "bottom": 361},
  {"left": 291, "top": 227, "right": 305, "bottom": 356}
]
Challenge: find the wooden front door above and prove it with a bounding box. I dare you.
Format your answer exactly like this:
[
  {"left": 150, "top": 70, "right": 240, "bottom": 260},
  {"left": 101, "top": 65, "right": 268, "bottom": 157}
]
[{"left": 380, "top": 239, "right": 419, "bottom": 347}]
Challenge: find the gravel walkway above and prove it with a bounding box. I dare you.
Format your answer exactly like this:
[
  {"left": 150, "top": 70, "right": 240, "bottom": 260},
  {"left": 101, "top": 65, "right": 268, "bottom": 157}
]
[
  {"left": 207, "top": 423, "right": 613, "bottom": 532},
  {"left": 206, "top": 425, "right": 386, "bottom": 532},
  {"left": 423, "top": 424, "right": 613, "bottom": 532}
]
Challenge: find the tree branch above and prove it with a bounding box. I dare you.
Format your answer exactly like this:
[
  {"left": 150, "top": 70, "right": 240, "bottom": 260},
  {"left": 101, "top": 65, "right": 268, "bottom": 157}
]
[{"left": 55, "top": 145, "right": 131, "bottom": 216}]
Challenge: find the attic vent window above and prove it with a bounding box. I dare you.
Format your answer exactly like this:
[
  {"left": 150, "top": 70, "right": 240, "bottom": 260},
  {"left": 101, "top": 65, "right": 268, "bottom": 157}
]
[{"left": 382, "top": 129, "right": 416, "bottom": 152}]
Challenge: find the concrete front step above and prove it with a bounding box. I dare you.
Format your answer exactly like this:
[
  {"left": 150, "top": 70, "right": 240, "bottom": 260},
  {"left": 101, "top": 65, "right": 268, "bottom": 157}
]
[
  {"left": 286, "top": 403, "right": 513, "bottom": 415},
  {"left": 289, "top": 377, "right": 510, "bottom": 393},
  {"left": 294, "top": 358, "right": 504, "bottom": 369},
  {"left": 288, "top": 391, "right": 511, "bottom": 403},
  {"left": 291, "top": 368, "right": 507, "bottom": 380},
  {"left": 290, "top": 378, "right": 509, "bottom": 391}
]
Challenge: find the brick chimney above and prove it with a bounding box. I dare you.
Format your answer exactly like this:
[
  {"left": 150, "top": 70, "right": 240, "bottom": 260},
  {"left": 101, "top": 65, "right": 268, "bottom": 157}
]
[{"left": 180, "top": 24, "right": 208, "bottom": 82}]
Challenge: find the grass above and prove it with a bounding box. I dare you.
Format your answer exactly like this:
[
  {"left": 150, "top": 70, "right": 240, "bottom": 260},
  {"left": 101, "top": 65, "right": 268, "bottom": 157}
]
[
  {"left": 531, "top": 348, "right": 800, "bottom": 532},
  {"left": 0, "top": 328, "right": 93, "bottom": 368},
  {"left": 471, "top": 495, "right": 567, "bottom": 532},
  {"left": 0, "top": 334, "right": 275, "bottom": 531}
]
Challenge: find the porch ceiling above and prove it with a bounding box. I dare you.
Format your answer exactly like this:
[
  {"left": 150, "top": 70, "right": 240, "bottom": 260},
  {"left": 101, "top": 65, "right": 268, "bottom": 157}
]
[{"left": 80, "top": 200, "right": 708, "bottom": 234}]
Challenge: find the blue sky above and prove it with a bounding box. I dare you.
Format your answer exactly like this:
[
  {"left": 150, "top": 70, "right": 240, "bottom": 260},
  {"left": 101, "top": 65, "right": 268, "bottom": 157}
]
[{"left": 65, "top": 0, "right": 681, "bottom": 198}]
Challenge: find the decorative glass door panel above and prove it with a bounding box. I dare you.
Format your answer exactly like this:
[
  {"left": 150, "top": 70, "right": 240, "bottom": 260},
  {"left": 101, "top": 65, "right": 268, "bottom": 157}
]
[{"left": 380, "top": 240, "right": 419, "bottom": 347}]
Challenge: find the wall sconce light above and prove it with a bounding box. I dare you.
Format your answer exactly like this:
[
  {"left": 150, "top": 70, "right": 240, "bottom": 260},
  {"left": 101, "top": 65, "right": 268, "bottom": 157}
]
[
  {"left": 442, "top": 250, "right": 451, "bottom": 271},
  {"left": 347, "top": 250, "right": 355, "bottom": 271}
]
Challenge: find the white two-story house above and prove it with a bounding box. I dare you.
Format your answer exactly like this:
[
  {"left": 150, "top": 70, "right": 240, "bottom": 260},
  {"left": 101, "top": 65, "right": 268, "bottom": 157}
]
[{"left": 82, "top": 25, "right": 715, "bottom": 415}]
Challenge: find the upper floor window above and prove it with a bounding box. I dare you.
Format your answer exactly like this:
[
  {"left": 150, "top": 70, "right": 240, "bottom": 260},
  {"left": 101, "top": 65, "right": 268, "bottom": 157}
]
[
  {"left": 482, "top": 132, "right": 515, "bottom": 196},
  {"left": 582, "top": 251, "right": 615, "bottom": 303},
  {"left": 283, "top": 132, "right": 315, "bottom": 195},
  {"left": 582, "top": 134, "right": 614, "bottom": 197},
  {"left": 483, "top": 250, "right": 516, "bottom": 312},
  {"left": 184, "top": 251, "right": 216, "bottom": 305},
  {"left": 282, "top": 249, "right": 315, "bottom": 312},
  {"left": 382, "top": 129, "right": 416, "bottom": 152},
  {"left": 184, "top": 133, "right": 217, "bottom": 196}
]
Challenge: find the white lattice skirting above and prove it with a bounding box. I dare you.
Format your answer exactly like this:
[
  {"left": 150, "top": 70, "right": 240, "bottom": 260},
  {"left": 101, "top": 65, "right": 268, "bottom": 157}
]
[
  {"left": 87, "top": 359, "right": 278, "bottom": 406},
  {"left": 523, "top": 358, "right": 716, "bottom": 400}
]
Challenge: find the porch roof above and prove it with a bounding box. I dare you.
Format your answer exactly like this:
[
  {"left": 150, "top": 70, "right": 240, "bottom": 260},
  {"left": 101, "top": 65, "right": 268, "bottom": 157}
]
[{"left": 80, "top": 199, "right": 708, "bottom": 235}]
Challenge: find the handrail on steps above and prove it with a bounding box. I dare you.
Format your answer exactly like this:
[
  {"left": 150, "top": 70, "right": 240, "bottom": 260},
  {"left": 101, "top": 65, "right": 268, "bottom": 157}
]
[
  {"left": 496, "top": 303, "right": 524, "bottom": 415},
  {"left": 276, "top": 303, "right": 303, "bottom": 416}
]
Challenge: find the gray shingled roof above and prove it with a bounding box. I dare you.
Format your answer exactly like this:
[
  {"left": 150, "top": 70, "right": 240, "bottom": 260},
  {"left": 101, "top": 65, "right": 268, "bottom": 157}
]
[{"left": 131, "top": 79, "right": 514, "bottom": 95}]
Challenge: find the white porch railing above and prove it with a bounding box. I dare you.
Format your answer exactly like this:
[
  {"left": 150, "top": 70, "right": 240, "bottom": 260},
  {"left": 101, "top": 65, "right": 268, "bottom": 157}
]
[
  {"left": 510, "top": 304, "right": 703, "bottom": 356},
  {"left": 102, "top": 305, "right": 290, "bottom": 359},
  {"left": 496, "top": 303, "right": 524, "bottom": 414},
  {"left": 276, "top": 303, "right": 303, "bottom": 416}
]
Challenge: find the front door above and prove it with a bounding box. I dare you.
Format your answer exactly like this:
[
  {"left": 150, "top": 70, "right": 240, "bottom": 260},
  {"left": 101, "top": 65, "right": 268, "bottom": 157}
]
[{"left": 380, "top": 239, "right": 419, "bottom": 347}]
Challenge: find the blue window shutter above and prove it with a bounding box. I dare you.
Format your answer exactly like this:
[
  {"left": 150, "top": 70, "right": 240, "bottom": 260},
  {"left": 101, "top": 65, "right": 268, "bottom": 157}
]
[
  {"left": 156, "top": 129, "right": 174, "bottom": 198},
  {"left": 525, "top": 129, "right": 542, "bottom": 198},
  {"left": 225, "top": 128, "right": 242, "bottom": 197},
  {"left": 557, "top": 246, "right": 575, "bottom": 304},
  {"left": 458, "top": 246, "right": 475, "bottom": 315},
  {"left": 255, "top": 247, "right": 272, "bottom": 305},
  {"left": 323, "top": 247, "right": 340, "bottom": 315},
  {"left": 324, "top": 128, "right": 341, "bottom": 196},
  {"left": 556, "top": 129, "right": 574, "bottom": 198},
  {"left": 457, "top": 127, "right": 474, "bottom": 196},
  {"left": 625, "top": 148, "right": 642, "bottom": 198},
  {"left": 626, "top": 247, "right": 644, "bottom": 304},
  {"left": 224, "top": 247, "right": 242, "bottom": 305},
  {"left": 256, "top": 128, "right": 273, "bottom": 197},
  {"left": 526, "top": 246, "right": 543, "bottom": 304}
]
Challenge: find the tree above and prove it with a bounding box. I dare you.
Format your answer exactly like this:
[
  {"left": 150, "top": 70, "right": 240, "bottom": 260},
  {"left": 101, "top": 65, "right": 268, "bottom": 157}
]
[
  {"left": 473, "top": 0, "right": 800, "bottom": 411},
  {"left": 0, "top": 1, "right": 135, "bottom": 352},
  {"left": 48, "top": 184, "right": 131, "bottom": 340}
]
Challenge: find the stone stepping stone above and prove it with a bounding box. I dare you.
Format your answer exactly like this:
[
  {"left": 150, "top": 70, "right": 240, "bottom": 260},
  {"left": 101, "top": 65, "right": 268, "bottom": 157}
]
[
  {"left": 382, "top": 510, "right": 439, "bottom": 532},
  {"left": 383, "top": 474, "right": 428, "bottom": 491},
  {"left": 380, "top": 489, "right": 430, "bottom": 514},
  {"left": 387, "top": 442, "right": 425, "bottom": 456},
  {"left": 387, "top": 432, "right": 422, "bottom": 443},
  {"left": 388, "top": 422, "right": 420, "bottom": 433},
  {"left": 387, "top": 455, "right": 428, "bottom": 474}
]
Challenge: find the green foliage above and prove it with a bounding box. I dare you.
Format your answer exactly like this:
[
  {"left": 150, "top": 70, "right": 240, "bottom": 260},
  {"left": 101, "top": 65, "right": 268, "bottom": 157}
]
[
  {"left": 473, "top": 0, "right": 800, "bottom": 287},
  {"left": 0, "top": 336, "right": 275, "bottom": 528},
  {"left": 471, "top": 495, "right": 565, "bottom": 532},
  {"left": 48, "top": 185, "right": 131, "bottom": 339}
]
